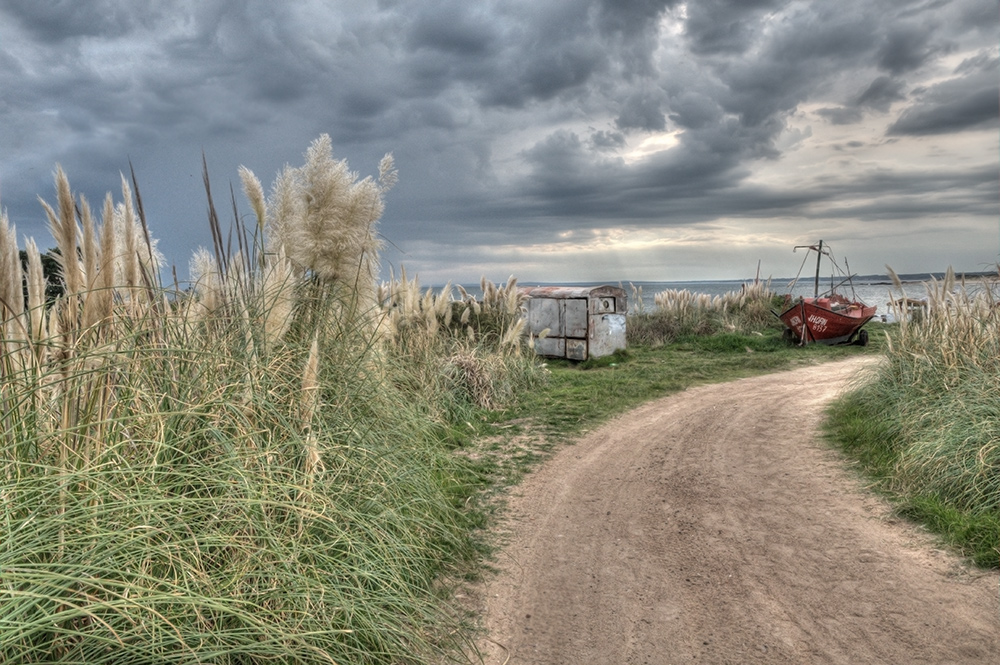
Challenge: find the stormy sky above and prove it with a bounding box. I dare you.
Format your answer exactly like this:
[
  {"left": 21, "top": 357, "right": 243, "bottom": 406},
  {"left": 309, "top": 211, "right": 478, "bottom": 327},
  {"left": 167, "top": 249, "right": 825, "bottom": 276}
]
[{"left": 0, "top": 0, "right": 997, "bottom": 285}]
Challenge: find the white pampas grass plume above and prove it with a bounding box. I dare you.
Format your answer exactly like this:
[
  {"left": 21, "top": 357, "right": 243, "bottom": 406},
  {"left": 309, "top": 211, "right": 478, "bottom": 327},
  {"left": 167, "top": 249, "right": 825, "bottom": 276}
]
[
  {"left": 113, "top": 176, "right": 164, "bottom": 289},
  {"left": 239, "top": 165, "right": 267, "bottom": 235},
  {"left": 190, "top": 247, "right": 223, "bottom": 314},
  {"left": 116, "top": 194, "right": 139, "bottom": 291},
  {"left": 78, "top": 194, "right": 98, "bottom": 291},
  {"left": 378, "top": 153, "right": 398, "bottom": 192},
  {"left": 24, "top": 238, "right": 47, "bottom": 343},
  {"left": 500, "top": 318, "right": 525, "bottom": 348},
  {"left": 0, "top": 207, "right": 23, "bottom": 323},
  {"left": 40, "top": 166, "right": 83, "bottom": 297},
  {"left": 91, "top": 194, "right": 117, "bottom": 326},
  {"left": 266, "top": 134, "right": 385, "bottom": 289},
  {"left": 262, "top": 249, "right": 295, "bottom": 348}
]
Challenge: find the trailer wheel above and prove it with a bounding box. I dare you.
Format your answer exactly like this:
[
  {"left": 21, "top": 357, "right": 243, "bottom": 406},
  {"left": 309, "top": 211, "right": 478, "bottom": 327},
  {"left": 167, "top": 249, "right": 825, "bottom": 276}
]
[{"left": 855, "top": 329, "right": 869, "bottom": 347}]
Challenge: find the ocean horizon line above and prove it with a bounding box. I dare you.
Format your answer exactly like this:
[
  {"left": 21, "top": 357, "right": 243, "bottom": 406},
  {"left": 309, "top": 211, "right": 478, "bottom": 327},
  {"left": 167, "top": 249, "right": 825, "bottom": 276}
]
[{"left": 435, "top": 269, "right": 995, "bottom": 290}]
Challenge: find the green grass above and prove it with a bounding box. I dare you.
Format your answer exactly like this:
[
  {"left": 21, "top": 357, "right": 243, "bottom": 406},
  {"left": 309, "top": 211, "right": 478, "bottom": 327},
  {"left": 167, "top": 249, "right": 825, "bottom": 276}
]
[{"left": 0, "top": 309, "right": 486, "bottom": 664}]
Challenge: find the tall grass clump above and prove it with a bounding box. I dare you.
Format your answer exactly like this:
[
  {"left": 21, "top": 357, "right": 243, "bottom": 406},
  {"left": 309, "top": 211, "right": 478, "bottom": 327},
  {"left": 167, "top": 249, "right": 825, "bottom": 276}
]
[
  {"left": 377, "top": 271, "right": 542, "bottom": 414},
  {"left": 0, "top": 136, "right": 500, "bottom": 663},
  {"left": 627, "top": 280, "right": 779, "bottom": 347},
  {"left": 829, "top": 267, "right": 1000, "bottom": 567}
]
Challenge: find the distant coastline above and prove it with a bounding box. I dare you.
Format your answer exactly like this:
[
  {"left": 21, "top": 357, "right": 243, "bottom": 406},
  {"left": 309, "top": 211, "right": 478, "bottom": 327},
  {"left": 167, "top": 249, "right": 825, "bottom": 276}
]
[
  {"left": 860, "top": 271, "right": 996, "bottom": 286},
  {"left": 506, "top": 270, "right": 997, "bottom": 289}
]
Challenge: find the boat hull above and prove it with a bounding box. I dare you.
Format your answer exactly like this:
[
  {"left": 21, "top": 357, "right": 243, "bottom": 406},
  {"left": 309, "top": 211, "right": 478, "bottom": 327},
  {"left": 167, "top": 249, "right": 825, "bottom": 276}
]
[{"left": 777, "top": 296, "right": 876, "bottom": 345}]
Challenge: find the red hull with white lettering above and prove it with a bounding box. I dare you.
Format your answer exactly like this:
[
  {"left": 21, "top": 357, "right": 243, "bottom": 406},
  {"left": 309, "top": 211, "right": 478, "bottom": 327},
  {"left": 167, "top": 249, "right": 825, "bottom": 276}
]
[{"left": 777, "top": 294, "right": 876, "bottom": 346}]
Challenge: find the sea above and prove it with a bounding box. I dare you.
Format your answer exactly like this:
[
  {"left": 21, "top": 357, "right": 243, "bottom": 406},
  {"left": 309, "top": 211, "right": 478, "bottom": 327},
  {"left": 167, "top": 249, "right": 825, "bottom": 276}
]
[{"left": 454, "top": 272, "right": 997, "bottom": 320}]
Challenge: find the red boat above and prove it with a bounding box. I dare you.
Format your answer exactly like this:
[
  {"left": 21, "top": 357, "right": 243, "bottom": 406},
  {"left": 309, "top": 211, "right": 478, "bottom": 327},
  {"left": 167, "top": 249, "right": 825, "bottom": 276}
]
[
  {"left": 775, "top": 240, "right": 876, "bottom": 346},
  {"left": 777, "top": 293, "right": 876, "bottom": 345}
]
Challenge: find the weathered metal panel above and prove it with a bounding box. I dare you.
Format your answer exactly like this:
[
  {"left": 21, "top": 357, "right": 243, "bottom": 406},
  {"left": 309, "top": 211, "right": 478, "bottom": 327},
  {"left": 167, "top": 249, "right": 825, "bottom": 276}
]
[
  {"left": 564, "top": 299, "right": 589, "bottom": 338},
  {"left": 589, "top": 313, "right": 627, "bottom": 357},
  {"left": 593, "top": 295, "right": 616, "bottom": 314},
  {"left": 527, "top": 297, "right": 562, "bottom": 336},
  {"left": 533, "top": 336, "right": 565, "bottom": 358},
  {"left": 565, "top": 338, "right": 588, "bottom": 361}
]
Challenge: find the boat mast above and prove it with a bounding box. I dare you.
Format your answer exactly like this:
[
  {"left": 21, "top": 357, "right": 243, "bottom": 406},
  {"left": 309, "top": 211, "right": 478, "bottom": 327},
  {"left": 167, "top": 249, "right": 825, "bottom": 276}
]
[{"left": 813, "top": 239, "right": 823, "bottom": 298}]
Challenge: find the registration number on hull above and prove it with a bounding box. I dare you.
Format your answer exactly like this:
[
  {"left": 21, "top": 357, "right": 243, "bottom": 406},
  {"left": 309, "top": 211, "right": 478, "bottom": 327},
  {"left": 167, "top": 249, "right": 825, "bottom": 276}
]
[{"left": 807, "top": 314, "right": 829, "bottom": 333}]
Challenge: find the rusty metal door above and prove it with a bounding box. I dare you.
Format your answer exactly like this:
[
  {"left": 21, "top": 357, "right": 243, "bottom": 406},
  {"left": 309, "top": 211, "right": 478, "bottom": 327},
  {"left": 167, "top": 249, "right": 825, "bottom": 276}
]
[{"left": 564, "top": 299, "right": 588, "bottom": 338}]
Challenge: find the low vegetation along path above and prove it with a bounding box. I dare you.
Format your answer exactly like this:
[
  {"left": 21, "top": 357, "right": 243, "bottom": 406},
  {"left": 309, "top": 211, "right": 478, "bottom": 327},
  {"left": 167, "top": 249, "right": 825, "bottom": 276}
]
[{"left": 477, "top": 357, "right": 1000, "bottom": 664}]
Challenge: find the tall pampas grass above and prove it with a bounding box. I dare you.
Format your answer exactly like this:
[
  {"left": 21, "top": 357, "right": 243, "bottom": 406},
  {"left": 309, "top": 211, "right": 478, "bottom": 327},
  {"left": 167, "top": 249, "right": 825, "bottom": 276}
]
[
  {"left": 629, "top": 280, "right": 779, "bottom": 346},
  {"left": 263, "top": 135, "right": 395, "bottom": 303},
  {"left": 0, "top": 137, "right": 544, "bottom": 663},
  {"left": 377, "top": 271, "right": 540, "bottom": 411},
  {"left": 840, "top": 265, "right": 1000, "bottom": 565}
]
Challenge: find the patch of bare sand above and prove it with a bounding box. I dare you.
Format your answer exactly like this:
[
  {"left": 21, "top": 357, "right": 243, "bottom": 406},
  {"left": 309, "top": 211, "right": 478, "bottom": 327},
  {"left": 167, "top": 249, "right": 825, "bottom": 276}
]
[{"left": 475, "top": 357, "right": 1000, "bottom": 664}]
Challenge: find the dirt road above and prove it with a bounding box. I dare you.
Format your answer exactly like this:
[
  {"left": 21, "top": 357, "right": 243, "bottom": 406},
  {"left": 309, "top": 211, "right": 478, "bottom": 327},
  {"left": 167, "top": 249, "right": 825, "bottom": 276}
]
[{"left": 476, "top": 358, "right": 1000, "bottom": 664}]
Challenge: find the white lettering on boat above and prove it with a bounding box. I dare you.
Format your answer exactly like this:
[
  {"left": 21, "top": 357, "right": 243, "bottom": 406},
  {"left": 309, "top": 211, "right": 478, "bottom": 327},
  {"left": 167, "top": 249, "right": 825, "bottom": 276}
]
[{"left": 807, "top": 314, "right": 829, "bottom": 332}]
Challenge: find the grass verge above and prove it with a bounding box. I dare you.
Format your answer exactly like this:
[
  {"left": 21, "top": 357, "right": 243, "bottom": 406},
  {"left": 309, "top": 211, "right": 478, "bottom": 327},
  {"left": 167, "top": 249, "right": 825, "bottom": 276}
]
[
  {"left": 825, "top": 366, "right": 1000, "bottom": 569},
  {"left": 824, "top": 272, "right": 999, "bottom": 569}
]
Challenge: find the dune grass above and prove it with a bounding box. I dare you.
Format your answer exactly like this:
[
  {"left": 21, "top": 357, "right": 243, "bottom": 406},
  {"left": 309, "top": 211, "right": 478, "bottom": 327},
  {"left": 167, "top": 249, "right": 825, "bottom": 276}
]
[
  {"left": 0, "top": 138, "right": 542, "bottom": 663},
  {"left": 626, "top": 280, "right": 786, "bottom": 347},
  {"left": 825, "top": 268, "right": 1000, "bottom": 567}
]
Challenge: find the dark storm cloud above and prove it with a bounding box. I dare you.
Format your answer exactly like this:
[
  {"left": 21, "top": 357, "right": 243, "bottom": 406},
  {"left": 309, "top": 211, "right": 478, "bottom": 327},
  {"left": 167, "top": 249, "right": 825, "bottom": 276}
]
[
  {"left": 2, "top": 0, "right": 151, "bottom": 40},
  {"left": 616, "top": 93, "right": 667, "bottom": 131},
  {"left": 589, "top": 129, "right": 626, "bottom": 150},
  {"left": 876, "top": 26, "right": 942, "bottom": 74},
  {"left": 666, "top": 91, "right": 724, "bottom": 130},
  {"left": 0, "top": 0, "right": 997, "bottom": 282},
  {"left": 684, "top": 0, "right": 785, "bottom": 55},
  {"left": 856, "top": 76, "right": 907, "bottom": 111},
  {"left": 406, "top": 3, "right": 498, "bottom": 56},
  {"left": 593, "top": 0, "right": 680, "bottom": 77},
  {"left": 888, "top": 54, "right": 999, "bottom": 135}
]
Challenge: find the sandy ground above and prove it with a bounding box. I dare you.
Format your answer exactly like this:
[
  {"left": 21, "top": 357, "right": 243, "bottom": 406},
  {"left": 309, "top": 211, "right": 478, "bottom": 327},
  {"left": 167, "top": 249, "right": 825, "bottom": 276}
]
[{"left": 475, "top": 357, "right": 1000, "bottom": 664}]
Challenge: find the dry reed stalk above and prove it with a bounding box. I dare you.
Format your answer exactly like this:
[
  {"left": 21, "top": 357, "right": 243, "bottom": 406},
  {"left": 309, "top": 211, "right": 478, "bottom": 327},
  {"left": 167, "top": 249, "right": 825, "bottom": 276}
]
[
  {"left": 24, "top": 238, "right": 46, "bottom": 344},
  {"left": 261, "top": 250, "right": 296, "bottom": 350},
  {"left": 299, "top": 334, "right": 325, "bottom": 482},
  {"left": 300, "top": 333, "right": 321, "bottom": 426},
  {"left": 89, "top": 194, "right": 117, "bottom": 331},
  {"left": 40, "top": 167, "right": 83, "bottom": 298},
  {"left": 0, "top": 208, "right": 22, "bottom": 325}
]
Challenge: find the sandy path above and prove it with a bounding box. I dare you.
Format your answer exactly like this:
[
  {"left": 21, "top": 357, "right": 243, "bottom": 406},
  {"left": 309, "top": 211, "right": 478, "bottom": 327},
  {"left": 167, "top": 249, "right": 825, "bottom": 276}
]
[{"left": 476, "top": 358, "right": 1000, "bottom": 664}]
